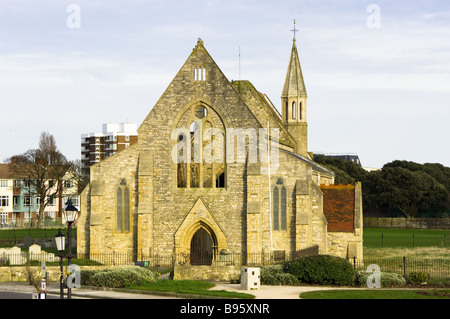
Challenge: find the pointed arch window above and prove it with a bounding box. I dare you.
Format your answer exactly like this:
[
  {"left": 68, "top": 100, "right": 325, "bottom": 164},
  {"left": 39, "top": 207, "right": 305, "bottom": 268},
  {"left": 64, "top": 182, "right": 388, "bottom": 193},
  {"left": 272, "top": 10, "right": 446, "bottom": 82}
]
[
  {"left": 273, "top": 178, "right": 287, "bottom": 231},
  {"left": 292, "top": 102, "right": 296, "bottom": 120},
  {"left": 116, "top": 179, "right": 130, "bottom": 232},
  {"left": 176, "top": 104, "right": 226, "bottom": 189}
]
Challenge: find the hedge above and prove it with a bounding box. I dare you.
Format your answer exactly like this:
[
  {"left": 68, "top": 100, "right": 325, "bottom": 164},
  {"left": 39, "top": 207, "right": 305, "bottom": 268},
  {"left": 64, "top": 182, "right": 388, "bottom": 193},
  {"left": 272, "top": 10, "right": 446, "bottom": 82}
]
[
  {"left": 282, "top": 255, "right": 356, "bottom": 286},
  {"left": 260, "top": 264, "right": 299, "bottom": 285},
  {"left": 355, "top": 270, "right": 406, "bottom": 287},
  {"left": 81, "top": 267, "right": 156, "bottom": 288}
]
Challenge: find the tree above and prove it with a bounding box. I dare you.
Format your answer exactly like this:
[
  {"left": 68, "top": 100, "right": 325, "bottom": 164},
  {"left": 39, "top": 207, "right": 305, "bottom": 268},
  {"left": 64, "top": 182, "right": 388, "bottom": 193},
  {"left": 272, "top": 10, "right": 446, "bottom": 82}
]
[
  {"left": 314, "top": 155, "right": 368, "bottom": 184},
  {"left": 71, "top": 159, "right": 90, "bottom": 194},
  {"left": 8, "top": 132, "right": 73, "bottom": 228},
  {"left": 363, "top": 167, "right": 448, "bottom": 218},
  {"left": 315, "top": 157, "right": 450, "bottom": 217}
]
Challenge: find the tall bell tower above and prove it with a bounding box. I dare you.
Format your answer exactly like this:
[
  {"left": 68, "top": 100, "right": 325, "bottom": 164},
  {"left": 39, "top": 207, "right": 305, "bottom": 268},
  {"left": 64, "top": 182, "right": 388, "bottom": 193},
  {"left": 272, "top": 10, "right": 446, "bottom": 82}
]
[{"left": 282, "top": 21, "right": 308, "bottom": 157}]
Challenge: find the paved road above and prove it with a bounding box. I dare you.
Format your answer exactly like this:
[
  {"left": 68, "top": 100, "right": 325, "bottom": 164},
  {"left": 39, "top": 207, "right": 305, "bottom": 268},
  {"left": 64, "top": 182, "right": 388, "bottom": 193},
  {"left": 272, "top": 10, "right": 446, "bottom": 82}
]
[
  {"left": 0, "top": 281, "right": 182, "bottom": 299},
  {"left": 0, "top": 291, "right": 58, "bottom": 299}
]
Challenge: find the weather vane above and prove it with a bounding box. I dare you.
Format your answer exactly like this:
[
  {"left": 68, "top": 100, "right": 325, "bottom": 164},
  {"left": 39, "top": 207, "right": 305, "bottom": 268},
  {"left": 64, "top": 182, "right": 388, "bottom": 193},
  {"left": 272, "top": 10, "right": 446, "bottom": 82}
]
[{"left": 291, "top": 19, "right": 299, "bottom": 40}]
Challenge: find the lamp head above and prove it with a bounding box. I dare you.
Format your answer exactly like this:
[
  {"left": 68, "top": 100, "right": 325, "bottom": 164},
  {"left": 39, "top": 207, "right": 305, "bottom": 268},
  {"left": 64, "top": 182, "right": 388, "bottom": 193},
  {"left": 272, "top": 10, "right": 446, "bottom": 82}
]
[{"left": 63, "top": 198, "right": 78, "bottom": 223}]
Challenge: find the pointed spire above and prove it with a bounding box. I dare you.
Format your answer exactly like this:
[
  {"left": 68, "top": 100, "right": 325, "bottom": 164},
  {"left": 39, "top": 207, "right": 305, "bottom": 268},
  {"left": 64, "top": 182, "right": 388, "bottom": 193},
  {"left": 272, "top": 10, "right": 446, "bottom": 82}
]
[{"left": 282, "top": 25, "right": 307, "bottom": 98}]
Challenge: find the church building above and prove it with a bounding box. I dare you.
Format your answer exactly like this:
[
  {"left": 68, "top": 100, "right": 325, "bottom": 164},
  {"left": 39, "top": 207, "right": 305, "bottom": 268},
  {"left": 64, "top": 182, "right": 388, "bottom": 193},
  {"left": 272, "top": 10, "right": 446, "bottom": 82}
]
[{"left": 77, "top": 35, "right": 363, "bottom": 280}]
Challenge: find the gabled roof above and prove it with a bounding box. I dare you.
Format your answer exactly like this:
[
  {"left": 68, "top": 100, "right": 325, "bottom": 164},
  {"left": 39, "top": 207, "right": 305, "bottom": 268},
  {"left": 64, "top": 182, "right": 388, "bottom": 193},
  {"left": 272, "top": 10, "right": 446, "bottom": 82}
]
[
  {"left": 281, "top": 149, "right": 335, "bottom": 176},
  {"left": 138, "top": 39, "right": 262, "bottom": 136},
  {"left": 231, "top": 80, "right": 296, "bottom": 148},
  {"left": 282, "top": 39, "right": 307, "bottom": 98}
]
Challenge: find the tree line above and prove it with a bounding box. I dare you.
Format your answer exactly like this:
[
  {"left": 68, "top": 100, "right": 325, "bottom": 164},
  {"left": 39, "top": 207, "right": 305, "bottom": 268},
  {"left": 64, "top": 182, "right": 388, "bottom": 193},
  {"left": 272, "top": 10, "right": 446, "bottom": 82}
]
[{"left": 314, "top": 156, "right": 450, "bottom": 218}]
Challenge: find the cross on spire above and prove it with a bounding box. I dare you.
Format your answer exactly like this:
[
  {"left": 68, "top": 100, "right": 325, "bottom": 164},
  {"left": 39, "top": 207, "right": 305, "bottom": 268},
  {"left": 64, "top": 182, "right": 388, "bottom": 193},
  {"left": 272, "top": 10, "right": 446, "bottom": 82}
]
[{"left": 290, "top": 19, "right": 299, "bottom": 40}]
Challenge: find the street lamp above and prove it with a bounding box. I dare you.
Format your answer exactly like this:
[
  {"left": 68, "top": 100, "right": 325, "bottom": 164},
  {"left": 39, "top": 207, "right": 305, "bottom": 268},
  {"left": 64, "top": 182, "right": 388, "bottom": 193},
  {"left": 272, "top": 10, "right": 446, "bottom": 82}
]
[
  {"left": 62, "top": 198, "right": 78, "bottom": 299},
  {"left": 54, "top": 228, "right": 65, "bottom": 299}
]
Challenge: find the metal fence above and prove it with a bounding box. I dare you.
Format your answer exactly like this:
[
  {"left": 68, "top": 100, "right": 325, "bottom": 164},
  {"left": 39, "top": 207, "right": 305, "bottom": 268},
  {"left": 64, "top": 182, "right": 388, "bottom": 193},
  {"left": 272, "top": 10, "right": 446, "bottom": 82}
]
[
  {"left": 75, "top": 252, "right": 290, "bottom": 268},
  {"left": 3, "top": 251, "right": 449, "bottom": 281},
  {"left": 352, "top": 257, "right": 450, "bottom": 281}
]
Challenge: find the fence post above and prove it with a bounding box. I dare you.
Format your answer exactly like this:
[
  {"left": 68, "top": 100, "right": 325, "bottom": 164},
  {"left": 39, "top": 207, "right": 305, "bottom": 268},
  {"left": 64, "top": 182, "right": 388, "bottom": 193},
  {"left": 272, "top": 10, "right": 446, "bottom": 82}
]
[
  {"left": 403, "top": 256, "right": 406, "bottom": 280},
  {"left": 353, "top": 256, "right": 356, "bottom": 269}
]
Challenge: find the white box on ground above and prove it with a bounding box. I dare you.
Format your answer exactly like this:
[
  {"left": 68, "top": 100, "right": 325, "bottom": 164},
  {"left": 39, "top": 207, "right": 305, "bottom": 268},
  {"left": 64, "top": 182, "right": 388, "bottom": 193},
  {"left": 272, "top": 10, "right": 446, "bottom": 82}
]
[{"left": 240, "top": 267, "right": 260, "bottom": 290}]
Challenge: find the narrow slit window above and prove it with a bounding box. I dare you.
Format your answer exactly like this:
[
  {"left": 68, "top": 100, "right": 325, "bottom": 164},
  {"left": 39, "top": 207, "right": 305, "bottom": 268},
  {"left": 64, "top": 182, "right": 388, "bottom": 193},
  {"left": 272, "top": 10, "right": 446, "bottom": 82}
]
[
  {"left": 299, "top": 102, "right": 302, "bottom": 120},
  {"left": 273, "top": 187, "right": 279, "bottom": 231},
  {"left": 285, "top": 102, "right": 288, "bottom": 121}
]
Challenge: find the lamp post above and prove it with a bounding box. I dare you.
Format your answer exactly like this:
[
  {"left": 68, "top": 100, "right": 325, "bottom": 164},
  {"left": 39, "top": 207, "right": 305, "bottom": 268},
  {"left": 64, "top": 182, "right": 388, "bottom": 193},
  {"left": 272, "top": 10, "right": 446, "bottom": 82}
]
[
  {"left": 54, "top": 228, "right": 65, "bottom": 299},
  {"left": 62, "top": 198, "right": 78, "bottom": 299}
]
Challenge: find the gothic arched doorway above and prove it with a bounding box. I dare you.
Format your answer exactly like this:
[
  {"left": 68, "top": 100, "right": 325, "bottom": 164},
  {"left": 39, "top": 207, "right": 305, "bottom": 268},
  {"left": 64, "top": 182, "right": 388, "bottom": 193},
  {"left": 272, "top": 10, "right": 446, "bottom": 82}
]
[{"left": 190, "top": 228, "right": 214, "bottom": 265}]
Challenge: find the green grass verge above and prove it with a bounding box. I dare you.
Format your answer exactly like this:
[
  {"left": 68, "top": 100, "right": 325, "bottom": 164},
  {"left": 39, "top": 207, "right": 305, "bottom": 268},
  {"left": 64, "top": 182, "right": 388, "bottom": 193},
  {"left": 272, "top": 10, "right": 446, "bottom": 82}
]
[
  {"left": 364, "top": 228, "right": 449, "bottom": 249},
  {"left": 300, "top": 289, "right": 450, "bottom": 299},
  {"left": 126, "top": 280, "right": 255, "bottom": 299}
]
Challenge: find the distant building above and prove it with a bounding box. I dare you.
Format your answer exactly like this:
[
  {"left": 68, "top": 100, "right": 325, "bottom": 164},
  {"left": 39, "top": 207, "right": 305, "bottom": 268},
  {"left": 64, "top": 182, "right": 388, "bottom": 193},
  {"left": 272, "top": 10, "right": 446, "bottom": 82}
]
[
  {"left": 314, "top": 153, "right": 362, "bottom": 167},
  {"left": 363, "top": 167, "right": 380, "bottom": 172},
  {"left": 0, "top": 163, "right": 79, "bottom": 227},
  {"left": 81, "top": 123, "right": 138, "bottom": 168}
]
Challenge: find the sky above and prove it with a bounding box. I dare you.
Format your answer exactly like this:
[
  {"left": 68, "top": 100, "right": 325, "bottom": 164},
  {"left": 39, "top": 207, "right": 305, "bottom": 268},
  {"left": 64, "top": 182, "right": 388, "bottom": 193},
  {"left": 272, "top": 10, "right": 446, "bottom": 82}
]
[{"left": 0, "top": 0, "right": 449, "bottom": 169}]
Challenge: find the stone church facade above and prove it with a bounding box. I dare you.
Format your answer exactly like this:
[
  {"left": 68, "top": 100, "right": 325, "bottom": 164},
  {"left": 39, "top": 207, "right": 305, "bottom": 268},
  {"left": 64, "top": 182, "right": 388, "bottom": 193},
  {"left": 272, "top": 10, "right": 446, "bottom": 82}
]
[{"left": 77, "top": 38, "right": 363, "bottom": 279}]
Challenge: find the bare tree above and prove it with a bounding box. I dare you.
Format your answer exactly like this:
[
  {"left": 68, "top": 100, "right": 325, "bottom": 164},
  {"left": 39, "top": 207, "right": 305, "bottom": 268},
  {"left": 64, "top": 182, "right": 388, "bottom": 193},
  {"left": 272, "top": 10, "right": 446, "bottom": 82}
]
[
  {"left": 8, "top": 132, "right": 72, "bottom": 228},
  {"left": 71, "top": 159, "right": 90, "bottom": 194}
]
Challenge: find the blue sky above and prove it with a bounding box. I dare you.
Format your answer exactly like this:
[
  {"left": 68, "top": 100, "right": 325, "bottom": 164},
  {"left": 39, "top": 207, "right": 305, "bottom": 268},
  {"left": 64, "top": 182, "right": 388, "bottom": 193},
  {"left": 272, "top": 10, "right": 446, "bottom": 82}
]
[{"left": 1, "top": 0, "right": 449, "bottom": 168}]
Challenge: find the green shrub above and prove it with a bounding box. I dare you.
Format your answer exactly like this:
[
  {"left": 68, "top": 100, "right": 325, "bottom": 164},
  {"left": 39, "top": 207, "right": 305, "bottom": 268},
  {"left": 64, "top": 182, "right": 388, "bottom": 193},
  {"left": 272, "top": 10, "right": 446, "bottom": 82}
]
[
  {"left": 260, "top": 264, "right": 299, "bottom": 285},
  {"left": 408, "top": 271, "right": 428, "bottom": 284},
  {"left": 355, "top": 271, "right": 406, "bottom": 287},
  {"left": 282, "top": 255, "right": 356, "bottom": 286},
  {"left": 81, "top": 267, "right": 156, "bottom": 288}
]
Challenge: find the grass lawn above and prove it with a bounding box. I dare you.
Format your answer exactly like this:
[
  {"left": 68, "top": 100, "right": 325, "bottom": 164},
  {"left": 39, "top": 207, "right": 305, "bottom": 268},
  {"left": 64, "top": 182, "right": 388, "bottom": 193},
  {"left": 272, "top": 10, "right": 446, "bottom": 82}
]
[
  {"left": 125, "top": 280, "right": 255, "bottom": 299},
  {"left": 0, "top": 228, "right": 76, "bottom": 242},
  {"left": 300, "top": 289, "right": 450, "bottom": 299},
  {"left": 363, "top": 228, "right": 450, "bottom": 260},
  {"left": 364, "top": 228, "right": 449, "bottom": 249}
]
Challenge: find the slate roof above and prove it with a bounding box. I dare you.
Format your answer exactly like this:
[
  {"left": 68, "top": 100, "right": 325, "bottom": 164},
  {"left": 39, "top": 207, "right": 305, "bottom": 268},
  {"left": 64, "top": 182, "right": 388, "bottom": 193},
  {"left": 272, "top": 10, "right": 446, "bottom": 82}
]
[{"left": 281, "top": 149, "right": 335, "bottom": 176}]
